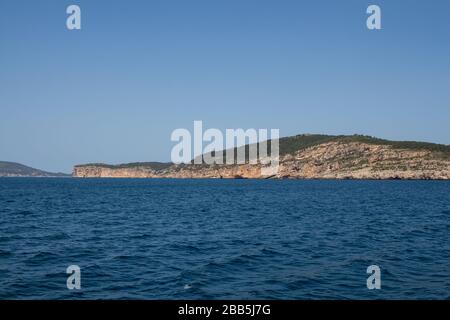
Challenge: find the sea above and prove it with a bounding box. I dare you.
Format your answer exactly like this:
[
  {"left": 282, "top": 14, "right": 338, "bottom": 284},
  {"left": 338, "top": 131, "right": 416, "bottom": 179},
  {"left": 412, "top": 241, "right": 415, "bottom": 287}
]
[{"left": 0, "top": 178, "right": 449, "bottom": 299}]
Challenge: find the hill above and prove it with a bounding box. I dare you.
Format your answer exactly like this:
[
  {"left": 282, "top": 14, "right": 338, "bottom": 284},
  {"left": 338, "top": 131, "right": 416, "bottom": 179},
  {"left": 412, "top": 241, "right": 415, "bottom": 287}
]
[
  {"left": 0, "top": 161, "right": 70, "bottom": 177},
  {"left": 73, "top": 134, "right": 450, "bottom": 179}
]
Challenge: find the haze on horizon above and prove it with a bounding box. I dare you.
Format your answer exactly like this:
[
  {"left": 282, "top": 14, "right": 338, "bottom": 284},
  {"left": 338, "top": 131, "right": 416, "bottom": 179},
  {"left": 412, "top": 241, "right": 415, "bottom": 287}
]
[{"left": 1, "top": 0, "right": 449, "bottom": 173}]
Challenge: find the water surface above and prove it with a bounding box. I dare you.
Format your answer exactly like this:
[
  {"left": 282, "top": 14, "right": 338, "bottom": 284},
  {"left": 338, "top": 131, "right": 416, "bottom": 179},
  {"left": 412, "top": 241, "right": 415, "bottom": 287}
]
[{"left": 0, "top": 178, "right": 449, "bottom": 299}]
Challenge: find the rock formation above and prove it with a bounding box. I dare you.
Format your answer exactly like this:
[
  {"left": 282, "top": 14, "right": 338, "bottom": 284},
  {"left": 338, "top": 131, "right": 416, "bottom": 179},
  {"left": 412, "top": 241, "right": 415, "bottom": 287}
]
[{"left": 73, "top": 135, "right": 450, "bottom": 179}]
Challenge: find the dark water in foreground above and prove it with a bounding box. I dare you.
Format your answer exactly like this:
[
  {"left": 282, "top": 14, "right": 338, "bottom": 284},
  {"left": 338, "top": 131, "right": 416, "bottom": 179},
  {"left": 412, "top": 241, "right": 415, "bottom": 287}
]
[{"left": 0, "top": 178, "right": 449, "bottom": 300}]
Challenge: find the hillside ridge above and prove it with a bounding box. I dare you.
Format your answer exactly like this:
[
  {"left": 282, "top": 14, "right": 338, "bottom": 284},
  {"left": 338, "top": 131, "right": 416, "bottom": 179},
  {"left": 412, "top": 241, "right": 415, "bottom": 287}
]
[{"left": 0, "top": 161, "right": 70, "bottom": 177}]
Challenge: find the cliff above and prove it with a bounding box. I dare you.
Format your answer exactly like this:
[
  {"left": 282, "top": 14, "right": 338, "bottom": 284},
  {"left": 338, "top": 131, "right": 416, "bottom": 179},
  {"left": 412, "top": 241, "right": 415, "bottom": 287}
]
[{"left": 73, "top": 134, "right": 450, "bottom": 179}]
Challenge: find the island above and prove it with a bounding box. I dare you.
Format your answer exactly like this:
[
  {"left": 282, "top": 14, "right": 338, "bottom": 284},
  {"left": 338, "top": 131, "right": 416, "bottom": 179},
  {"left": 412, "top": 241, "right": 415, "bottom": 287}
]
[
  {"left": 72, "top": 134, "right": 450, "bottom": 179},
  {"left": 0, "top": 161, "right": 70, "bottom": 177}
]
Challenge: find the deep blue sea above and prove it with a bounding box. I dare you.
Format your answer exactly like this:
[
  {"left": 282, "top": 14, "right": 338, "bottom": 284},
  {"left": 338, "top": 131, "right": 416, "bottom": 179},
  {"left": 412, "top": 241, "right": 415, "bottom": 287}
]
[{"left": 0, "top": 178, "right": 449, "bottom": 300}]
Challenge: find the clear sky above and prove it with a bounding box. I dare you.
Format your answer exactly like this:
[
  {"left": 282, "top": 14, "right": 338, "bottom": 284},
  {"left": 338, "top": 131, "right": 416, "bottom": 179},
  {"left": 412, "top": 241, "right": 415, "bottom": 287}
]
[{"left": 0, "top": 0, "right": 449, "bottom": 173}]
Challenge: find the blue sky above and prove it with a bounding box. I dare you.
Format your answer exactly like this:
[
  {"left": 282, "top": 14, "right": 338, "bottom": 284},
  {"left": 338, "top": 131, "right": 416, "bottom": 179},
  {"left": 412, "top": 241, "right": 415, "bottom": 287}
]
[{"left": 0, "top": 0, "right": 449, "bottom": 173}]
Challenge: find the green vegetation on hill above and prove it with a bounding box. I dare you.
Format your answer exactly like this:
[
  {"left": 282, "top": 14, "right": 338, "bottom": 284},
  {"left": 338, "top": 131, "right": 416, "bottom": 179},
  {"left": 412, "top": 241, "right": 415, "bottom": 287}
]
[
  {"left": 278, "top": 134, "right": 339, "bottom": 155},
  {"left": 200, "top": 134, "right": 450, "bottom": 164},
  {"left": 279, "top": 134, "right": 450, "bottom": 156}
]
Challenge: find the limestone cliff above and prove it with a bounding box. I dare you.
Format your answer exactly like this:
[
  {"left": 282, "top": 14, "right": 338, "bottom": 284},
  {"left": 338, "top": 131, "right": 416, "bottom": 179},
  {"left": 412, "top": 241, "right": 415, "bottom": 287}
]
[{"left": 73, "top": 135, "right": 450, "bottom": 179}]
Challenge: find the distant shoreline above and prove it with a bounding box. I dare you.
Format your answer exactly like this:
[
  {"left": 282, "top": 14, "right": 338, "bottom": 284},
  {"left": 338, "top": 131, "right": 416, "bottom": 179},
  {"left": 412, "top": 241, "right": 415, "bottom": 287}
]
[
  {"left": 3, "top": 134, "right": 450, "bottom": 180},
  {"left": 2, "top": 176, "right": 449, "bottom": 181}
]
